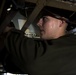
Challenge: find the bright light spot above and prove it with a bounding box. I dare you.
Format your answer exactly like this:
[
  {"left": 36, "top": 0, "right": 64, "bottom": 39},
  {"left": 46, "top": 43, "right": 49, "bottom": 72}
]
[{"left": 7, "top": 8, "right": 11, "bottom": 11}]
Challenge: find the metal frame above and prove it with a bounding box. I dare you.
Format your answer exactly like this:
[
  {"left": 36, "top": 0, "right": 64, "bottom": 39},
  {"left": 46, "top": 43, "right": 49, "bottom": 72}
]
[
  {"left": 21, "top": 0, "right": 76, "bottom": 31},
  {"left": 25, "top": 0, "right": 76, "bottom": 11},
  {"left": 0, "top": 0, "right": 76, "bottom": 33},
  {"left": 21, "top": 0, "right": 46, "bottom": 31}
]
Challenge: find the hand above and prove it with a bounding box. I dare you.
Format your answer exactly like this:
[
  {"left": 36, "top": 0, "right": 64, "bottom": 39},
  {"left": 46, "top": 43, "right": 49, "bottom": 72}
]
[{"left": 3, "top": 26, "right": 14, "bottom": 33}]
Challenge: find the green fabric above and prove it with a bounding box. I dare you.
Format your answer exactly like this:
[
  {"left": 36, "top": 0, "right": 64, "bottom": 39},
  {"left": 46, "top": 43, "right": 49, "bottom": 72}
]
[{"left": 5, "top": 29, "right": 76, "bottom": 75}]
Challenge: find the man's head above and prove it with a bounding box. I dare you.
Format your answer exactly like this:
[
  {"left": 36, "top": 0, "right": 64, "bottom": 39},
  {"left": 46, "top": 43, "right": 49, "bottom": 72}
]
[{"left": 37, "top": 15, "right": 68, "bottom": 40}]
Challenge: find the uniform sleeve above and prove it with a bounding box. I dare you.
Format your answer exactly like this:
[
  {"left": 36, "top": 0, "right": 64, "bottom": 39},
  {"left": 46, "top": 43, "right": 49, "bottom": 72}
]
[
  {"left": 4, "top": 29, "right": 76, "bottom": 75},
  {"left": 4, "top": 29, "right": 46, "bottom": 71}
]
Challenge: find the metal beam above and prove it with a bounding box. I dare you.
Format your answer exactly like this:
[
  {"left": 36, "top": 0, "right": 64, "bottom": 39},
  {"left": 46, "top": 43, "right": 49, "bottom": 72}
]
[
  {"left": 21, "top": 0, "right": 46, "bottom": 32},
  {"left": 0, "top": 0, "right": 6, "bottom": 17},
  {"left": 46, "top": 0, "right": 76, "bottom": 12},
  {"left": 25, "top": 0, "right": 76, "bottom": 12}
]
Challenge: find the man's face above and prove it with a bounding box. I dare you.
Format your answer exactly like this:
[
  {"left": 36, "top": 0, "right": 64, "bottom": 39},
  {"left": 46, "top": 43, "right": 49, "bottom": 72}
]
[{"left": 37, "top": 16, "right": 62, "bottom": 39}]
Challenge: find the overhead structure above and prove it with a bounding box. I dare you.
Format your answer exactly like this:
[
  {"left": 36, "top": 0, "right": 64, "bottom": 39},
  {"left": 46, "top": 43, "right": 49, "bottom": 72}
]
[
  {"left": 21, "top": 0, "right": 46, "bottom": 31},
  {"left": 25, "top": 0, "right": 76, "bottom": 11},
  {"left": 0, "top": 0, "right": 76, "bottom": 33},
  {"left": 21, "top": 0, "right": 76, "bottom": 31}
]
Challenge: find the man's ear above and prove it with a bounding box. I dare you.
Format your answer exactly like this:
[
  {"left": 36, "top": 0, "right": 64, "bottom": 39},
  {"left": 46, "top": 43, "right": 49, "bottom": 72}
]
[{"left": 59, "top": 20, "right": 65, "bottom": 27}]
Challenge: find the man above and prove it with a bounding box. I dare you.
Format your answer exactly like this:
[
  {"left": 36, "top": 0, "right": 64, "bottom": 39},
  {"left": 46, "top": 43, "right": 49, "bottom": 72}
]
[
  {"left": 37, "top": 15, "right": 68, "bottom": 39},
  {"left": 1, "top": 10, "right": 76, "bottom": 75}
]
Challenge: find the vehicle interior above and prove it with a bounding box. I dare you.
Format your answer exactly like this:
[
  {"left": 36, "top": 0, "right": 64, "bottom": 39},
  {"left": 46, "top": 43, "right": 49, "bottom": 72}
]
[{"left": 0, "top": 0, "right": 76, "bottom": 75}]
